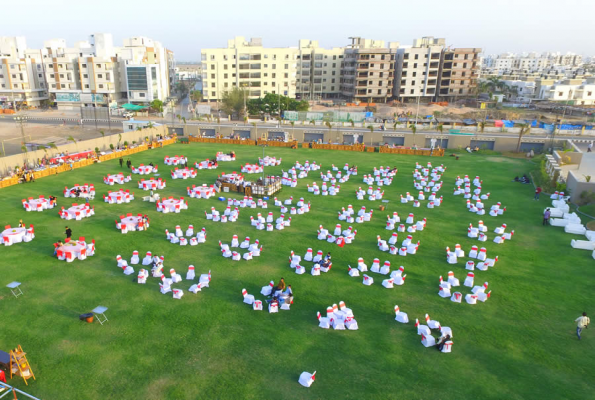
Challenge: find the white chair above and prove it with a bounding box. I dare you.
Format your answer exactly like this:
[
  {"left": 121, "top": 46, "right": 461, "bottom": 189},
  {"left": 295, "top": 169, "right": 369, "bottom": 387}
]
[
  {"left": 242, "top": 288, "right": 255, "bottom": 304},
  {"left": 199, "top": 270, "right": 211, "bottom": 288},
  {"left": 425, "top": 314, "right": 440, "bottom": 329},
  {"left": 415, "top": 318, "right": 431, "bottom": 335},
  {"left": 298, "top": 371, "right": 316, "bottom": 388},
  {"left": 357, "top": 258, "right": 368, "bottom": 272},
  {"left": 142, "top": 252, "right": 153, "bottom": 265},
  {"left": 317, "top": 312, "right": 330, "bottom": 329},
  {"left": 464, "top": 273, "right": 474, "bottom": 287},
  {"left": 421, "top": 334, "right": 436, "bottom": 347},
  {"left": 447, "top": 271, "right": 460, "bottom": 286},
  {"left": 382, "top": 278, "right": 394, "bottom": 288},
  {"left": 348, "top": 266, "right": 360, "bottom": 277},
  {"left": 394, "top": 306, "right": 409, "bottom": 323},
  {"left": 477, "top": 290, "right": 492, "bottom": 302},
  {"left": 253, "top": 300, "right": 263, "bottom": 310},
  {"left": 331, "top": 317, "right": 345, "bottom": 330},
  {"left": 268, "top": 302, "right": 279, "bottom": 313},
  {"left": 186, "top": 265, "right": 195, "bottom": 280},
  {"left": 451, "top": 292, "right": 462, "bottom": 303},
  {"left": 465, "top": 294, "right": 478, "bottom": 304},
  {"left": 441, "top": 341, "right": 453, "bottom": 353},
  {"left": 261, "top": 281, "right": 274, "bottom": 296},
  {"left": 362, "top": 274, "right": 374, "bottom": 285},
  {"left": 439, "top": 286, "right": 451, "bottom": 298},
  {"left": 394, "top": 274, "right": 407, "bottom": 285},
  {"left": 311, "top": 264, "right": 321, "bottom": 276}
]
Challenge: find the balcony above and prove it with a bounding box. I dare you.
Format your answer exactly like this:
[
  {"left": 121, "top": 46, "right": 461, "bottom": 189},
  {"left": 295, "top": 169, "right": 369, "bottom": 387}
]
[
  {"left": 357, "top": 72, "right": 368, "bottom": 78},
  {"left": 357, "top": 63, "right": 370, "bottom": 70},
  {"left": 428, "top": 72, "right": 438, "bottom": 77},
  {"left": 442, "top": 62, "right": 453, "bottom": 70},
  {"left": 429, "top": 62, "right": 440, "bottom": 69}
]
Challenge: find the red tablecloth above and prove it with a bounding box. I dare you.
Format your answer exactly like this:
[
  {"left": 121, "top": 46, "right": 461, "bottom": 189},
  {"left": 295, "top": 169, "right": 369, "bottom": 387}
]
[{"left": 51, "top": 150, "right": 94, "bottom": 164}]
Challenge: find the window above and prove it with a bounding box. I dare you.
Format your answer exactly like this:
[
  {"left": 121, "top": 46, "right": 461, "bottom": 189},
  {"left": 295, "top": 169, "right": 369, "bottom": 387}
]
[
  {"left": 224, "top": 83, "right": 228, "bottom": 88},
  {"left": 98, "top": 84, "right": 104, "bottom": 88},
  {"left": 96, "top": 64, "right": 101, "bottom": 68},
  {"left": 60, "top": 84, "right": 65, "bottom": 88},
  {"left": 414, "top": 54, "right": 419, "bottom": 60},
  {"left": 83, "top": 74, "right": 88, "bottom": 78},
  {"left": 378, "top": 89, "right": 382, "bottom": 94},
  {"left": 82, "top": 63, "right": 87, "bottom": 68},
  {"left": 211, "top": 83, "right": 215, "bottom": 88},
  {"left": 139, "top": 93, "right": 146, "bottom": 97},
  {"left": 589, "top": 92, "right": 593, "bottom": 96},
  {"left": 59, "top": 74, "right": 64, "bottom": 78},
  {"left": 410, "top": 89, "right": 414, "bottom": 94},
  {"left": 211, "top": 64, "right": 215, "bottom": 70},
  {"left": 48, "top": 64, "right": 53, "bottom": 69},
  {"left": 0, "top": 74, "right": 3, "bottom": 78},
  {"left": 211, "top": 91, "right": 216, "bottom": 96},
  {"left": 85, "top": 84, "right": 89, "bottom": 88},
  {"left": 51, "top": 84, "right": 56, "bottom": 88},
  {"left": 284, "top": 73, "right": 288, "bottom": 78},
  {"left": 264, "top": 64, "right": 268, "bottom": 68},
  {"left": 210, "top": 55, "right": 215, "bottom": 60},
  {"left": 211, "top": 74, "right": 215, "bottom": 79},
  {"left": 97, "top": 74, "right": 103, "bottom": 79},
  {"left": 412, "top": 72, "right": 417, "bottom": 77},
  {"left": 272, "top": 73, "right": 276, "bottom": 78},
  {"left": 332, "top": 71, "right": 336, "bottom": 76},
  {"left": 224, "top": 73, "right": 228, "bottom": 79},
  {"left": 412, "top": 81, "right": 416, "bottom": 85},
  {"left": 413, "top": 63, "right": 417, "bottom": 68},
  {"left": 127, "top": 67, "right": 148, "bottom": 90},
  {"left": 331, "top": 86, "right": 335, "bottom": 90},
  {"left": 272, "top": 64, "right": 276, "bottom": 69},
  {"left": 331, "top": 79, "right": 335, "bottom": 83},
  {"left": 224, "top": 64, "right": 228, "bottom": 70},
  {"left": 0, "top": 84, "right": 4, "bottom": 88},
  {"left": 284, "top": 64, "right": 289, "bottom": 69},
  {"left": 106, "top": 73, "right": 111, "bottom": 80},
  {"left": 38, "top": 74, "right": 42, "bottom": 78}
]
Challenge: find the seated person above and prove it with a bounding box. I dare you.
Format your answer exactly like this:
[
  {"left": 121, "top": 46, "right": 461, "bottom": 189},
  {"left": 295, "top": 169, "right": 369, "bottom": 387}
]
[
  {"left": 436, "top": 334, "right": 451, "bottom": 351},
  {"left": 54, "top": 240, "right": 64, "bottom": 255},
  {"left": 512, "top": 176, "right": 520, "bottom": 182},
  {"left": 279, "top": 285, "right": 293, "bottom": 305},
  {"left": 465, "top": 146, "right": 472, "bottom": 153},
  {"left": 473, "top": 146, "right": 480, "bottom": 152},
  {"left": 272, "top": 278, "right": 286, "bottom": 297},
  {"left": 149, "top": 162, "right": 154, "bottom": 167}
]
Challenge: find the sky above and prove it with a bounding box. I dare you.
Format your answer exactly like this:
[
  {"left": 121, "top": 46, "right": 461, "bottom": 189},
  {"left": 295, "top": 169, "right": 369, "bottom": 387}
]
[{"left": 3, "top": 0, "right": 594, "bottom": 61}]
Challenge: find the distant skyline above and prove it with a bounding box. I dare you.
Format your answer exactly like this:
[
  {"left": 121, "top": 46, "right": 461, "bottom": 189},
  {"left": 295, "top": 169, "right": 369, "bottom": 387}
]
[{"left": 3, "top": 0, "right": 594, "bottom": 61}]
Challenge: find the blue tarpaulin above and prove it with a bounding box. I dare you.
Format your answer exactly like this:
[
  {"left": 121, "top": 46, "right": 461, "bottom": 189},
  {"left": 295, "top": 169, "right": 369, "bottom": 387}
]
[
  {"left": 365, "top": 112, "right": 373, "bottom": 118},
  {"left": 462, "top": 119, "right": 476, "bottom": 125},
  {"left": 502, "top": 120, "right": 514, "bottom": 128},
  {"left": 560, "top": 124, "right": 583, "bottom": 130},
  {"left": 541, "top": 123, "right": 555, "bottom": 132},
  {"left": 530, "top": 119, "right": 538, "bottom": 127}
]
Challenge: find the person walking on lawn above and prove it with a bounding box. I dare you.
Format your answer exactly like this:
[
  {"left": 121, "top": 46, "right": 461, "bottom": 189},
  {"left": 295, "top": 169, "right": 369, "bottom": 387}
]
[
  {"left": 576, "top": 312, "right": 590, "bottom": 340},
  {"left": 64, "top": 226, "right": 72, "bottom": 239},
  {"left": 543, "top": 208, "right": 551, "bottom": 226},
  {"left": 119, "top": 157, "right": 123, "bottom": 168},
  {"left": 534, "top": 186, "right": 542, "bottom": 200}
]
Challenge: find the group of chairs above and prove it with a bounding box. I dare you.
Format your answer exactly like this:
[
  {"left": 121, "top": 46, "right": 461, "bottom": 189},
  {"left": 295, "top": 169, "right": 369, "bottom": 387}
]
[
  {"left": 2, "top": 224, "right": 35, "bottom": 246},
  {"left": 55, "top": 237, "right": 95, "bottom": 262}
]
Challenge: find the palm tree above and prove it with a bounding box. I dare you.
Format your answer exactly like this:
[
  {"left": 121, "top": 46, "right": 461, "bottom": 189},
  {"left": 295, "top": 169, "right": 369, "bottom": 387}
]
[
  {"left": 516, "top": 123, "right": 530, "bottom": 152},
  {"left": 136, "top": 126, "right": 143, "bottom": 132},
  {"left": 310, "top": 119, "right": 316, "bottom": 125},
  {"left": 478, "top": 121, "right": 486, "bottom": 133},
  {"left": 290, "top": 121, "right": 295, "bottom": 141},
  {"left": 243, "top": 116, "right": 248, "bottom": 125},
  {"left": 48, "top": 142, "right": 58, "bottom": 151},
  {"left": 67, "top": 135, "right": 77, "bottom": 151},
  {"left": 409, "top": 124, "right": 417, "bottom": 146},
  {"left": 393, "top": 121, "right": 399, "bottom": 131},
  {"left": 437, "top": 124, "right": 444, "bottom": 134},
  {"left": 349, "top": 119, "right": 354, "bottom": 128},
  {"left": 367, "top": 125, "right": 374, "bottom": 146},
  {"left": 117, "top": 133, "right": 122, "bottom": 149}
]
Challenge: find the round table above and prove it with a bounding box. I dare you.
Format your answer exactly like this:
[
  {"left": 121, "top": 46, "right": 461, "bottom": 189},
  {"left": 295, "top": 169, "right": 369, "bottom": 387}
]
[
  {"left": 191, "top": 186, "right": 215, "bottom": 199},
  {"left": 221, "top": 174, "right": 244, "bottom": 184},
  {"left": 28, "top": 198, "right": 50, "bottom": 210},
  {"left": 165, "top": 156, "right": 186, "bottom": 165},
  {"left": 108, "top": 191, "right": 131, "bottom": 203},
  {"left": 121, "top": 216, "right": 141, "bottom": 230},
  {"left": 136, "top": 165, "right": 154, "bottom": 175},
  {"left": 65, "top": 185, "right": 93, "bottom": 198},
  {"left": 173, "top": 169, "right": 195, "bottom": 179},
  {"left": 68, "top": 204, "right": 88, "bottom": 219},
  {"left": 106, "top": 174, "right": 126, "bottom": 184},
  {"left": 1, "top": 227, "right": 26, "bottom": 245},
  {"left": 161, "top": 199, "right": 182, "bottom": 212},
  {"left": 57, "top": 242, "right": 85, "bottom": 258}
]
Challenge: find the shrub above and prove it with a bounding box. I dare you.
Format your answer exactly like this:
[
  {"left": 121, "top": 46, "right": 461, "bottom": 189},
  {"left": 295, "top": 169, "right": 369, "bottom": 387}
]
[
  {"left": 123, "top": 141, "right": 129, "bottom": 147},
  {"left": 109, "top": 144, "right": 114, "bottom": 150}
]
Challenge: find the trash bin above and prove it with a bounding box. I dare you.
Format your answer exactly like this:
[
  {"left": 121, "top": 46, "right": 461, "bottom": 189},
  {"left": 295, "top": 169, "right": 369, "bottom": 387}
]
[{"left": 79, "top": 313, "right": 94, "bottom": 323}]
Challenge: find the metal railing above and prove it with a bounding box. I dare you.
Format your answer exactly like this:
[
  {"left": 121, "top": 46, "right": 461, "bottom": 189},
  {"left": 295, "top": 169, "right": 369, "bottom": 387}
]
[{"left": 0, "top": 381, "right": 42, "bottom": 400}]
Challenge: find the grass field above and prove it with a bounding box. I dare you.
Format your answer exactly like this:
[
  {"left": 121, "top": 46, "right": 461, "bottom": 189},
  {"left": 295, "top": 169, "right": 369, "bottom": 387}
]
[{"left": 0, "top": 143, "right": 593, "bottom": 400}]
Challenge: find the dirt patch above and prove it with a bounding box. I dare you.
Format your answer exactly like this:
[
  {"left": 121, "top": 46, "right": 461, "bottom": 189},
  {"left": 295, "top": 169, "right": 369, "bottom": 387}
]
[{"left": 485, "top": 157, "right": 525, "bottom": 164}]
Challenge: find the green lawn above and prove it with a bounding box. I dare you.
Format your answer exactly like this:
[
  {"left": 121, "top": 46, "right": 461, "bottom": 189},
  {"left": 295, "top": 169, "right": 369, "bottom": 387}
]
[{"left": 0, "top": 144, "right": 593, "bottom": 400}]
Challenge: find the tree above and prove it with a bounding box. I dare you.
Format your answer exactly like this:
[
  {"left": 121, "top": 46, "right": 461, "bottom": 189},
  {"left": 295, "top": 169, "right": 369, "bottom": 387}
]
[
  {"left": 176, "top": 82, "right": 189, "bottom": 99},
  {"left": 67, "top": 135, "right": 77, "bottom": 150},
  {"left": 150, "top": 99, "right": 164, "bottom": 113},
  {"left": 409, "top": 124, "right": 417, "bottom": 145},
  {"left": 393, "top": 121, "right": 399, "bottom": 131},
  {"left": 516, "top": 123, "right": 530, "bottom": 152},
  {"left": 118, "top": 133, "right": 122, "bottom": 148},
  {"left": 48, "top": 142, "right": 58, "bottom": 150},
  {"left": 349, "top": 119, "right": 354, "bottom": 128},
  {"left": 310, "top": 119, "right": 316, "bottom": 125},
  {"left": 190, "top": 90, "right": 203, "bottom": 103},
  {"left": 221, "top": 87, "right": 248, "bottom": 117},
  {"left": 437, "top": 124, "right": 444, "bottom": 134},
  {"left": 136, "top": 126, "right": 143, "bottom": 132},
  {"left": 479, "top": 121, "right": 486, "bottom": 133}
]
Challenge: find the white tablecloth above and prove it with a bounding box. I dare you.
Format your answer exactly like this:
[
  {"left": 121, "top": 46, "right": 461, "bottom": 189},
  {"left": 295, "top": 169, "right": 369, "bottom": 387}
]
[
  {"left": 57, "top": 242, "right": 85, "bottom": 259},
  {"left": 135, "top": 165, "right": 154, "bottom": 174},
  {"left": 2, "top": 227, "right": 26, "bottom": 244},
  {"left": 68, "top": 204, "right": 88, "bottom": 218},
  {"left": 161, "top": 199, "right": 182, "bottom": 212},
  {"left": 172, "top": 168, "right": 196, "bottom": 179},
  {"left": 139, "top": 179, "right": 165, "bottom": 190},
  {"left": 64, "top": 185, "right": 94, "bottom": 198},
  {"left": 106, "top": 174, "right": 126, "bottom": 184},
  {"left": 191, "top": 186, "right": 215, "bottom": 198},
  {"left": 108, "top": 191, "right": 131, "bottom": 203},
  {"left": 28, "top": 198, "right": 50, "bottom": 210},
  {"left": 164, "top": 156, "right": 186, "bottom": 165},
  {"left": 121, "top": 216, "right": 141, "bottom": 230}
]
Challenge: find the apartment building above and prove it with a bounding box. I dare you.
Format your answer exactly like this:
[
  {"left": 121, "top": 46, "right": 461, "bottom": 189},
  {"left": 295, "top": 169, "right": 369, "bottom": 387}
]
[
  {"left": 296, "top": 40, "right": 344, "bottom": 100},
  {"left": 1, "top": 33, "right": 175, "bottom": 110},
  {"left": 0, "top": 37, "right": 49, "bottom": 107},
  {"left": 201, "top": 37, "right": 298, "bottom": 102},
  {"left": 394, "top": 37, "right": 445, "bottom": 102},
  {"left": 436, "top": 47, "right": 481, "bottom": 99},
  {"left": 536, "top": 78, "right": 595, "bottom": 105},
  {"left": 340, "top": 37, "right": 397, "bottom": 103}
]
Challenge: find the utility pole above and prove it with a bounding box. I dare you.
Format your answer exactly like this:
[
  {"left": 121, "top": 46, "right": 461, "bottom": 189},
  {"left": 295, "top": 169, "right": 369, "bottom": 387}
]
[{"left": 14, "top": 114, "right": 28, "bottom": 164}]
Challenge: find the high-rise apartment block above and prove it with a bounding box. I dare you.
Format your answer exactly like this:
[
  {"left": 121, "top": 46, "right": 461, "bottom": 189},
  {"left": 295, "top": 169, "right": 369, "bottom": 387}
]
[
  {"left": 201, "top": 36, "right": 481, "bottom": 104},
  {"left": 0, "top": 33, "right": 175, "bottom": 110}
]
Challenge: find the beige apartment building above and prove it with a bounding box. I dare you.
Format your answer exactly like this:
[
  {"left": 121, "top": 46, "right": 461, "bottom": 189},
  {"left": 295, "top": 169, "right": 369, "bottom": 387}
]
[
  {"left": 0, "top": 37, "right": 49, "bottom": 107},
  {"left": 296, "top": 40, "right": 344, "bottom": 100},
  {"left": 437, "top": 47, "right": 481, "bottom": 99},
  {"left": 201, "top": 37, "right": 298, "bottom": 102},
  {"left": 340, "top": 37, "right": 397, "bottom": 103}
]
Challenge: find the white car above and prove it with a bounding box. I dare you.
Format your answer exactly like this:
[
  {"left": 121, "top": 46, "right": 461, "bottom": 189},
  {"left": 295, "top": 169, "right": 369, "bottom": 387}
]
[{"left": 123, "top": 111, "right": 134, "bottom": 118}]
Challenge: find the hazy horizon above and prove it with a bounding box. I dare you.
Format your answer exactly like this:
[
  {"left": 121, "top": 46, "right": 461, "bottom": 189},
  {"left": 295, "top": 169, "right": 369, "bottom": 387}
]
[{"left": 3, "top": 0, "right": 594, "bottom": 61}]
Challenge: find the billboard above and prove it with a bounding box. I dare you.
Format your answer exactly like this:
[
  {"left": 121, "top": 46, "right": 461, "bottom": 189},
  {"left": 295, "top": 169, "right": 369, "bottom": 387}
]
[
  {"left": 195, "top": 105, "right": 211, "bottom": 114},
  {"left": 284, "top": 111, "right": 370, "bottom": 123}
]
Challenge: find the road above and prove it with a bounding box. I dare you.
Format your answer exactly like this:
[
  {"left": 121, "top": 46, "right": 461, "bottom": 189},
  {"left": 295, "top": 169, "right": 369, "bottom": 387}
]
[{"left": 1, "top": 115, "right": 593, "bottom": 142}]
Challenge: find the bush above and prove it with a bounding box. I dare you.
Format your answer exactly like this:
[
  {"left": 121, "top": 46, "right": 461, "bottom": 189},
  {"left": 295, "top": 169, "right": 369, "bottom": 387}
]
[
  {"left": 109, "top": 144, "right": 114, "bottom": 150},
  {"left": 123, "top": 141, "right": 129, "bottom": 147},
  {"left": 95, "top": 147, "right": 100, "bottom": 155}
]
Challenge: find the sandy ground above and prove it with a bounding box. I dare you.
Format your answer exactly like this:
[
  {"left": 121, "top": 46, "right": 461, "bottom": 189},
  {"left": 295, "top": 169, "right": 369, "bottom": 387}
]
[{"left": 0, "top": 123, "right": 121, "bottom": 157}]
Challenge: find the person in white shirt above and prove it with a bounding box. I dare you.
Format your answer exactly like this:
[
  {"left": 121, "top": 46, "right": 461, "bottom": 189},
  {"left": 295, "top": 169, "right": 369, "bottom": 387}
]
[{"left": 575, "top": 312, "right": 590, "bottom": 340}]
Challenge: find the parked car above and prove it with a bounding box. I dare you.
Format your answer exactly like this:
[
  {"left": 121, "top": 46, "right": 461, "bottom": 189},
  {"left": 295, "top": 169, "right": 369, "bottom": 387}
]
[{"left": 123, "top": 111, "right": 134, "bottom": 118}]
